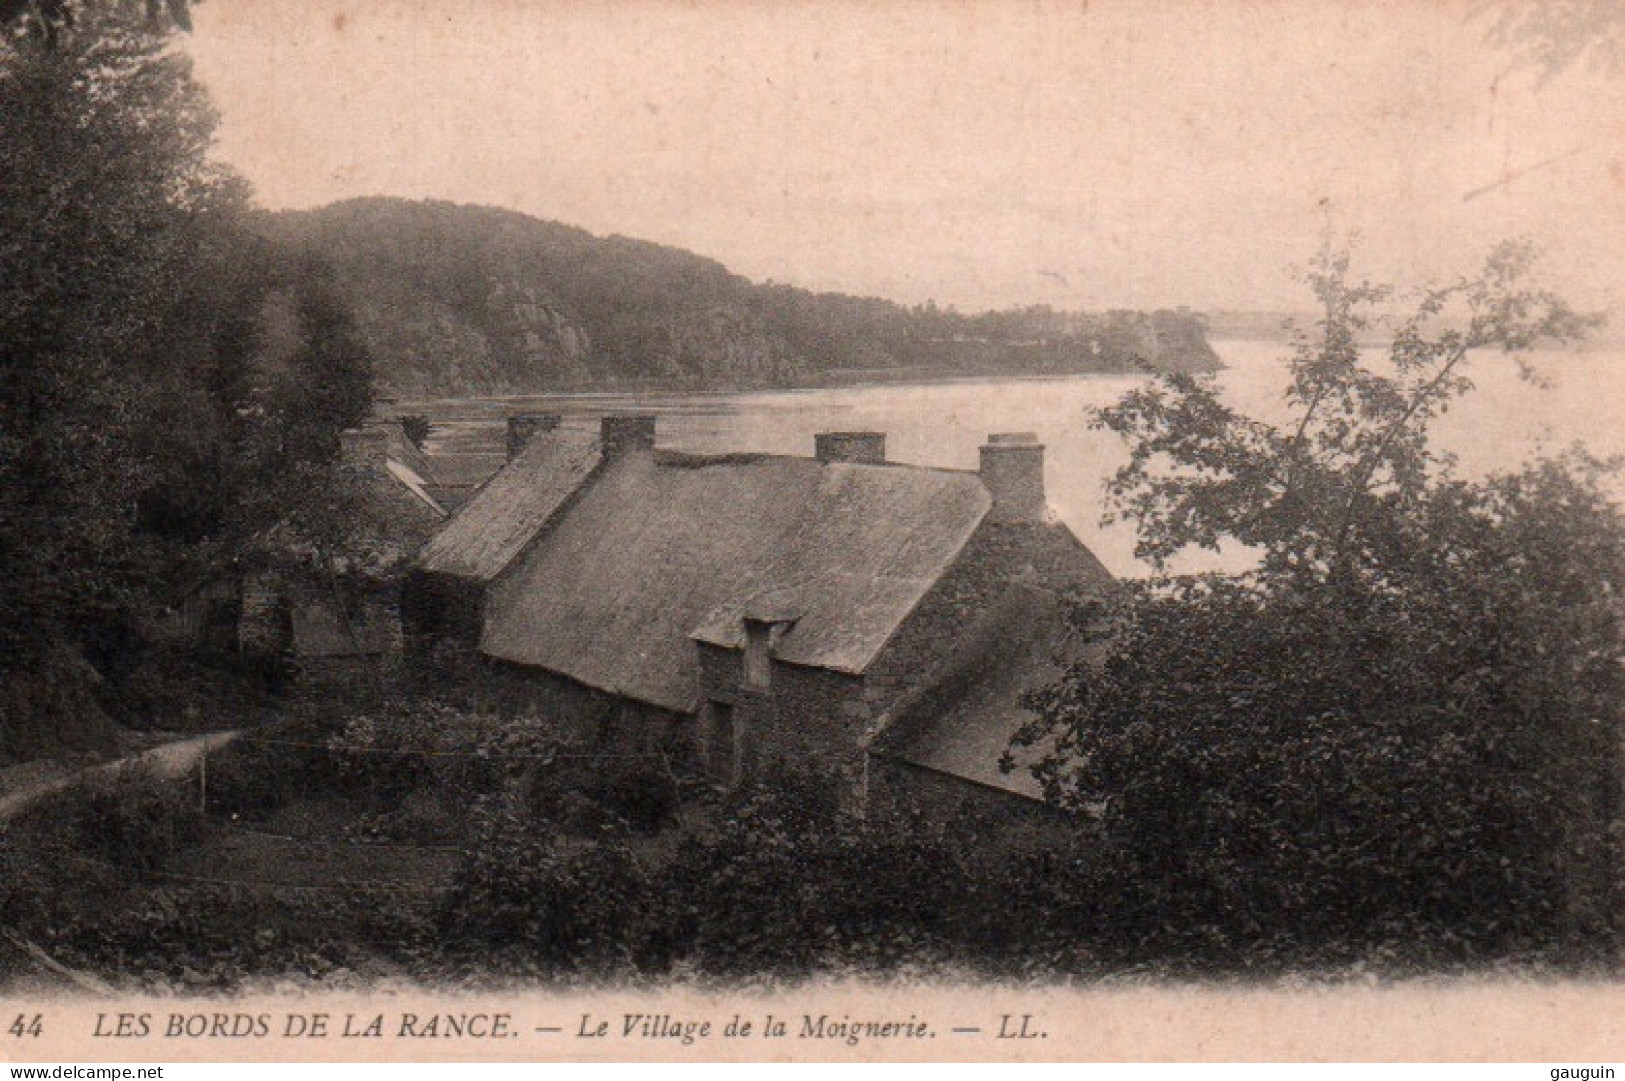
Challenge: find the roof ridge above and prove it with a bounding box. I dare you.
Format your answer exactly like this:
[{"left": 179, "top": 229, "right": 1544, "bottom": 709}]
[
  {"left": 485, "top": 446, "right": 996, "bottom": 710},
  {"left": 651, "top": 447, "right": 982, "bottom": 479},
  {"left": 415, "top": 431, "right": 605, "bottom": 581}
]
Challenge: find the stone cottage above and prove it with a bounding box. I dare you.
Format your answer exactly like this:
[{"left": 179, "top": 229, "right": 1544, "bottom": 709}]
[
  {"left": 407, "top": 413, "right": 601, "bottom": 647},
  {"left": 244, "top": 420, "right": 447, "bottom": 684},
  {"left": 407, "top": 414, "right": 1110, "bottom": 808}
]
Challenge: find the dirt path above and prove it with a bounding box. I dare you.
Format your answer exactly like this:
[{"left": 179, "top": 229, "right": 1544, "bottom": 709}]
[{"left": 0, "top": 729, "right": 238, "bottom": 822}]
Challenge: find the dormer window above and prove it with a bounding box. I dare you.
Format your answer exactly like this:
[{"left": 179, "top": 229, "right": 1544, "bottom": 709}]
[
  {"left": 738, "top": 589, "right": 803, "bottom": 692},
  {"left": 743, "top": 619, "right": 773, "bottom": 689}
]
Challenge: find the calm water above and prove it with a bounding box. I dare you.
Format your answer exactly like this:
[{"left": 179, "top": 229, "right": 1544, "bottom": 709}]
[{"left": 405, "top": 341, "right": 1624, "bottom": 578}]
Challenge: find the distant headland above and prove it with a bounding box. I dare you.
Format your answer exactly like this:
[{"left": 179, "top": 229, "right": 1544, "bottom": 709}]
[{"left": 263, "top": 197, "right": 1223, "bottom": 396}]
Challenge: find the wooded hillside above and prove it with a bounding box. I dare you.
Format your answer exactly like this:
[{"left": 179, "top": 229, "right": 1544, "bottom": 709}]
[{"left": 266, "top": 197, "right": 1222, "bottom": 395}]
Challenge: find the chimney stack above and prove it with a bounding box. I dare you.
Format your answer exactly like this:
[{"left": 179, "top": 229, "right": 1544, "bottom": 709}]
[
  {"left": 979, "top": 432, "right": 1046, "bottom": 522},
  {"left": 601, "top": 414, "right": 657, "bottom": 457},
  {"left": 506, "top": 413, "right": 561, "bottom": 460},
  {"left": 814, "top": 431, "right": 887, "bottom": 465},
  {"left": 338, "top": 423, "right": 390, "bottom": 473}
]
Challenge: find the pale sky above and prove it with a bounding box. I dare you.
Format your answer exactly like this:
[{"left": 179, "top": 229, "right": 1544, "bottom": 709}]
[{"left": 185, "top": 0, "right": 1625, "bottom": 313}]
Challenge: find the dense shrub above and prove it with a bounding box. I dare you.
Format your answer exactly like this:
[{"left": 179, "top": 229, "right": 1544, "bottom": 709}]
[
  {"left": 203, "top": 736, "right": 312, "bottom": 821},
  {"left": 203, "top": 706, "right": 354, "bottom": 821},
  {"left": 588, "top": 761, "right": 679, "bottom": 835},
  {"left": 669, "top": 768, "right": 1043, "bottom": 979},
  {"left": 39, "top": 884, "right": 440, "bottom": 992},
  {"left": 11, "top": 746, "right": 1605, "bottom": 987},
  {"left": 1008, "top": 247, "right": 1624, "bottom": 970},
  {"left": 440, "top": 793, "right": 650, "bottom": 976},
  {"left": 0, "top": 826, "right": 87, "bottom": 931},
  {"left": 16, "top": 765, "right": 205, "bottom": 879},
  {"left": 205, "top": 697, "right": 563, "bottom": 825},
  {"left": 99, "top": 644, "right": 281, "bottom": 734},
  {"left": 1023, "top": 575, "right": 1619, "bottom": 968}
]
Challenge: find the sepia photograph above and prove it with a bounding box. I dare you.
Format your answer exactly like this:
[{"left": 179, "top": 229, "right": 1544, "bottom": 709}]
[{"left": 2, "top": 0, "right": 1624, "bottom": 1064}]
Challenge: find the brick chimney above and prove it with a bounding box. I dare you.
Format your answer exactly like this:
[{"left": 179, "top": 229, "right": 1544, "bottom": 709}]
[
  {"left": 979, "top": 432, "right": 1046, "bottom": 522},
  {"left": 507, "top": 413, "right": 561, "bottom": 460},
  {"left": 601, "top": 414, "right": 657, "bottom": 457},
  {"left": 814, "top": 431, "right": 887, "bottom": 465},
  {"left": 338, "top": 423, "right": 390, "bottom": 473}
]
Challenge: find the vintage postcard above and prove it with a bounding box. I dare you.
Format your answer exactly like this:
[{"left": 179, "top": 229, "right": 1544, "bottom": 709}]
[{"left": 2, "top": 0, "right": 1624, "bottom": 1065}]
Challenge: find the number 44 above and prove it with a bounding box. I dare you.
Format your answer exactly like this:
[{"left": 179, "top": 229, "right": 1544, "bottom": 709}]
[{"left": 8, "top": 1013, "right": 43, "bottom": 1038}]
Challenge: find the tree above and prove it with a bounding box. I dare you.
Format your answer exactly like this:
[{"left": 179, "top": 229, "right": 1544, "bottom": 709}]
[
  {"left": 0, "top": 0, "right": 192, "bottom": 45},
  {"left": 0, "top": 3, "right": 371, "bottom": 753},
  {"left": 1018, "top": 242, "right": 1625, "bottom": 964},
  {"left": 1478, "top": 0, "right": 1625, "bottom": 83},
  {"left": 0, "top": 7, "right": 241, "bottom": 666}
]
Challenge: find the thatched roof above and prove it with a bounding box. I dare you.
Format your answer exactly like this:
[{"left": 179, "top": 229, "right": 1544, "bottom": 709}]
[
  {"left": 342, "top": 460, "right": 447, "bottom": 574},
  {"left": 386, "top": 459, "right": 446, "bottom": 517},
  {"left": 868, "top": 585, "right": 1080, "bottom": 802},
  {"left": 413, "top": 420, "right": 508, "bottom": 489},
  {"left": 415, "top": 430, "right": 602, "bottom": 582},
  {"left": 481, "top": 450, "right": 991, "bottom": 713},
  {"left": 383, "top": 422, "right": 439, "bottom": 485},
  {"left": 254, "top": 447, "right": 447, "bottom": 583},
  {"left": 419, "top": 452, "right": 504, "bottom": 489}
]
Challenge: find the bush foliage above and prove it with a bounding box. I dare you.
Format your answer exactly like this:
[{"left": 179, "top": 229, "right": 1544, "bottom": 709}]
[{"left": 1019, "top": 243, "right": 1625, "bottom": 963}]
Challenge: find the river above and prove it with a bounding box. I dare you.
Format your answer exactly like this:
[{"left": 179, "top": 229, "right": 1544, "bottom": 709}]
[{"left": 402, "top": 340, "right": 1624, "bottom": 578}]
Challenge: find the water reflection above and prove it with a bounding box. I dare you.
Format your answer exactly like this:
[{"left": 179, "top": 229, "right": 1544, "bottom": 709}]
[{"left": 398, "top": 343, "right": 1622, "bottom": 578}]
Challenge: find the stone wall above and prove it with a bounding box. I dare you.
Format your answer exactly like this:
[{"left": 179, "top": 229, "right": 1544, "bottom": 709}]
[
  {"left": 755, "top": 662, "right": 869, "bottom": 776},
  {"left": 239, "top": 573, "right": 288, "bottom": 658},
  {"left": 693, "top": 518, "right": 1107, "bottom": 794},
  {"left": 695, "top": 640, "right": 869, "bottom": 787},
  {"left": 861, "top": 517, "right": 1107, "bottom": 734},
  {"left": 401, "top": 570, "right": 485, "bottom": 650},
  {"left": 695, "top": 641, "right": 744, "bottom": 707},
  {"left": 457, "top": 658, "right": 691, "bottom": 758}
]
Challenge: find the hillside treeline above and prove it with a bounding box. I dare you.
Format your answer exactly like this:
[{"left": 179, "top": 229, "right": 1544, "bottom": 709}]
[
  {"left": 0, "top": 10, "right": 373, "bottom": 760},
  {"left": 268, "top": 197, "right": 1221, "bottom": 395}
]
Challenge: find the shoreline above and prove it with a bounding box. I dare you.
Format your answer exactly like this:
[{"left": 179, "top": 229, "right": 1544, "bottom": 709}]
[{"left": 388, "top": 363, "right": 1224, "bottom": 414}]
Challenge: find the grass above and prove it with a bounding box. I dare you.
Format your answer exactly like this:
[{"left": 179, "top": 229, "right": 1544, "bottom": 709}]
[{"left": 174, "top": 810, "right": 462, "bottom": 895}]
